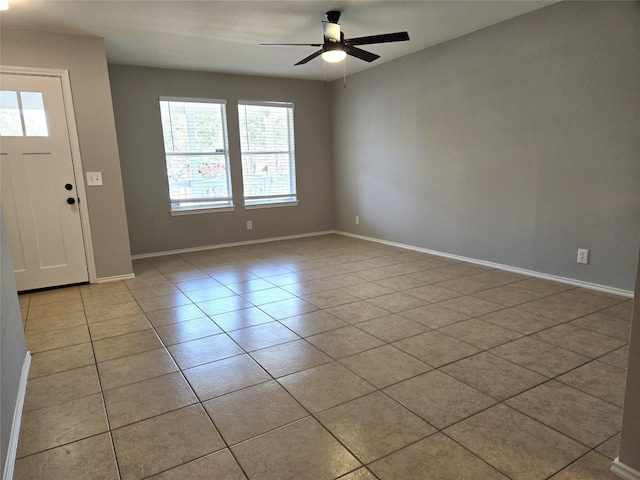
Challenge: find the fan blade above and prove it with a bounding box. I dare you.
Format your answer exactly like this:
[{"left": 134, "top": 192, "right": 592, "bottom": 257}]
[
  {"left": 294, "top": 49, "right": 324, "bottom": 66},
  {"left": 261, "top": 43, "right": 323, "bottom": 47},
  {"left": 322, "top": 21, "right": 341, "bottom": 42},
  {"left": 345, "top": 46, "right": 380, "bottom": 63},
  {"left": 345, "top": 31, "right": 410, "bottom": 46}
]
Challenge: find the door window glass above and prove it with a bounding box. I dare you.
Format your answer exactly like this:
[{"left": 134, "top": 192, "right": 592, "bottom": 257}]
[{"left": 0, "top": 90, "right": 49, "bottom": 137}]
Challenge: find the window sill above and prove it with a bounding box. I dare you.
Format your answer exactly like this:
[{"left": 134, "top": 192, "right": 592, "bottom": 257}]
[
  {"left": 170, "top": 206, "right": 236, "bottom": 216},
  {"left": 244, "top": 201, "right": 299, "bottom": 210}
]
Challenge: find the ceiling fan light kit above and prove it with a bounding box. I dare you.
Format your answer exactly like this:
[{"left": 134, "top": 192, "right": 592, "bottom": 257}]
[{"left": 261, "top": 10, "right": 409, "bottom": 66}]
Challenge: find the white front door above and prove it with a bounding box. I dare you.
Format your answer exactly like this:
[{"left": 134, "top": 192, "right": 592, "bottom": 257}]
[{"left": 0, "top": 72, "right": 88, "bottom": 291}]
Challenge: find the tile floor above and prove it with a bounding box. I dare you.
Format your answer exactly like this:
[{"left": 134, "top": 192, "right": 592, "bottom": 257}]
[{"left": 14, "top": 234, "right": 632, "bottom": 479}]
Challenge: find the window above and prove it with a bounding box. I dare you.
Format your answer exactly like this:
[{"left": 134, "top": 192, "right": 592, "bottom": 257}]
[
  {"left": 159, "top": 98, "right": 232, "bottom": 213},
  {"left": 238, "top": 101, "right": 297, "bottom": 207},
  {"left": 0, "top": 90, "right": 48, "bottom": 137}
]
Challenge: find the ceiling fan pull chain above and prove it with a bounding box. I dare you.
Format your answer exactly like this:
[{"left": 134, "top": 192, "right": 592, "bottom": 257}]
[{"left": 343, "top": 59, "right": 346, "bottom": 88}]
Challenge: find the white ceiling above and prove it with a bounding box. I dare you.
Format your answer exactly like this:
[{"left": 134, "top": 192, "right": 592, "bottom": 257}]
[{"left": 0, "top": 1, "right": 556, "bottom": 81}]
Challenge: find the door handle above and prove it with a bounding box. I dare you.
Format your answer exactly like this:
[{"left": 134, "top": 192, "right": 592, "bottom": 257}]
[{"left": 67, "top": 197, "right": 76, "bottom": 205}]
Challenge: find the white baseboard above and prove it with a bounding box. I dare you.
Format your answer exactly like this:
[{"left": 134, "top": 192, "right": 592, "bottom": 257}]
[
  {"left": 3, "top": 351, "right": 31, "bottom": 480},
  {"left": 336, "top": 231, "right": 634, "bottom": 298},
  {"left": 612, "top": 458, "right": 640, "bottom": 480},
  {"left": 95, "top": 273, "right": 136, "bottom": 283},
  {"left": 130, "top": 230, "right": 336, "bottom": 260}
]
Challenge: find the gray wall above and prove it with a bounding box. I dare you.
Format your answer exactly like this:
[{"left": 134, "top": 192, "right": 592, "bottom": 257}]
[
  {"left": 332, "top": 1, "right": 640, "bottom": 292},
  {"left": 0, "top": 206, "right": 28, "bottom": 474},
  {"left": 108, "top": 65, "right": 334, "bottom": 256},
  {"left": 619, "top": 246, "right": 640, "bottom": 470},
  {"left": 0, "top": 30, "right": 133, "bottom": 280}
]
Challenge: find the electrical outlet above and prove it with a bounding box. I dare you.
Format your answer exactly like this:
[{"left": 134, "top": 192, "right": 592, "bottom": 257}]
[
  {"left": 86, "top": 172, "right": 103, "bottom": 186},
  {"left": 577, "top": 248, "right": 589, "bottom": 264},
  {"left": 355, "top": 216, "right": 360, "bottom": 225},
  {"left": 246, "top": 221, "right": 253, "bottom": 230}
]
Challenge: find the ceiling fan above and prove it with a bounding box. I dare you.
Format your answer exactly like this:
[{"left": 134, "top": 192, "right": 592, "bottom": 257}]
[{"left": 261, "top": 10, "right": 410, "bottom": 66}]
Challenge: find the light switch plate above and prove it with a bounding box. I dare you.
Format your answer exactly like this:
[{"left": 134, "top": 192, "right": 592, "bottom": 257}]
[{"left": 86, "top": 172, "right": 103, "bottom": 186}]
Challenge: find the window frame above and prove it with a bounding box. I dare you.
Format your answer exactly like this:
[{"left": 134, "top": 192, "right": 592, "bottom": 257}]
[
  {"left": 238, "top": 100, "right": 298, "bottom": 209},
  {"left": 159, "top": 96, "right": 234, "bottom": 215}
]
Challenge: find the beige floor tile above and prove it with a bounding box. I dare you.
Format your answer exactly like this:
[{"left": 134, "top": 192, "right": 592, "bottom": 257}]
[
  {"left": 441, "top": 352, "right": 546, "bottom": 400},
  {"left": 27, "top": 298, "right": 84, "bottom": 320},
  {"left": 433, "top": 277, "right": 489, "bottom": 295},
  {"left": 472, "top": 286, "right": 539, "bottom": 306},
  {"left": 340, "top": 282, "right": 395, "bottom": 299},
  {"left": 532, "top": 324, "right": 626, "bottom": 358},
  {"left": 404, "top": 284, "right": 463, "bottom": 302},
  {"left": 184, "top": 354, "right": 270, "bottom": 400},
  {"left": 504, "top": 278, "right": 573, "bottom": 297},
  {"left": 506, "top": 381, "right": 622, "bottom": 447},
  {"left": 325, "top": 301, "right": 390, "bottom": 324},
  {"left": 257, "top": 297, "right": 318, "bottom": 320},
  {"left": 184, "top": 285, "right": 236, "bottom": 302},
  {"left": 29, "top": 287, "right": 81, "bottom": 306},
  {"left": 196, "top": 295, "right": 253, "bottom": 316},
  {"left": 203, "top": 380, "right": 308, "bottom": 445},
  {"left": 113, "top": 404, "right": 225, "bottom": 480},
  {"left": 85, "top": 302, "right": 144, "bottom": 324},
  {"left": 146, "top": 304, "right": 207, "bottom": 327},
  {"left": 596, "top": 433, "right": 620, "bottom": 460},
  {"left": 129, "top": 284, "right": 183, "bottom": 301},
  {"left": 137, "top": 292, "right": 193, "bottom": 313},
  {"left": 24, "top": 364, "right": 101, "bottom": 411},
  {"left": 227, "top": 278, "right": 277, "bottom": 294},
  {"left": 316, "top": 391, "right": 436, "bottom": 463},
  {"left": 81, "top": 290, "right": 135, "bottom": 309},
  {"left": 518, "top": 290, "right": 622, "bottom": 322},
  {"left": 211, "top": 306, "right": 275, "bottom": 331},
  {"left": 439, "top": 318, "right": 522, "bottom": 349},
  {"left": 241, "top": 286, "right": 297, "bottom": 305},
  {"left": 80, "top": 281, "right": 129, "bottom": 297},
  {"left": 88, "top": 313, "right": 152, "bottom": 341},
  {"left": 338, "top": 468, "right": 377, "bottom": 480},
  {"left": 104, "top": 372, "right": 197, "bottom": 428},
  {"left": 356, "top": 314, "right": 428, "bottom": 342},
  {"left": 384, "top": 370, "right": 495, "bottom": 429},
  {"left": 26, "top": 324, "right": 90, "bottom": 353},
  {"left": 250, "top": 339, "right": 332, "bottom": 377},
  {"left": 490, "top": 337, "right": 590, "bottom": 377},
  {"left": 446, "top": 404, "right": 588, "bottom": 480},
  {"left": 148, "top": 449, "right": 247, "bottom": 479},
  {"left": 167, "top": 333, "right": 243, "bottom": 369},
  {"left": 28, "top": 342, "right": 95, "bottom": 379},
  {"left": 340, "top": 345, "right": 431, "bottom": 388},
  {"left": 303, "top": 289, "right": 361, "bottom": 309},
  {"left": 479, "top": 307, "right": 561, "bottom": 335},
  {"left": 93, "top": 329, "right": 164, "bottom": 362},
  {"left": 25, "top": 310, "right": 86, "bottom": 335},
  {"left": 279, "top": 362, "right": 375, "bottom": 413},
  {"left": 570, "top": 309, "right": 632, "bottom": 341},
  {"left": 598, "top": 345, "right": 629, "bottom": 370},
  {"left": 437, "top": 295, "right": 504, "bottom": 317},
  {"left": 375, "top": 275, "right": 427, "bottom": 291},
  {"left": 231, "top": 417, "right": 361, "bottom": 480},
  {"left": 557, "top": 360, "right": 627, "bottom": 406},
  {"left": 175, "top": 276, "right": 225, "bottom": 292},
  {"left": 366, "top": 292, "right": 426, "bottom": 313},
  {"left": 17, "top": 394, "right": 108, "bottom": 457},
  {"left": 279, "top": 310, "right": 348, "bottom": 336},
  {"left": 398, "top": 303, "right": 470, "bottom": 328},
  {"left": 306, "top": 326, "right": 385, "bottom": 359},
  {"left": 14, "top": 433, "right": 119, "bottom": 480},
  {"left": 550, "top": 451, "right": 621, "bottom": 479},
  {"left": 370, "top": 433, "right": 508, "bottom": 480},
  {"left": 98, "top": 348, "right": 178, "bottom": 390},
  {"left": 154, "top": 317, "right": 222, "bottom": 345},
  {"left": 393, "top": 330, "right": 480, "bottom": 367},
  {"left": 227, "top": 321, "right": 299, "bottom": 351}
]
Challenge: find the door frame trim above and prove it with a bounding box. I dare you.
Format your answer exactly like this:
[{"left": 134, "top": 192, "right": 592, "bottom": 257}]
[{"left": 1, "top": 65, "right": 97, "bottom": 284}]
